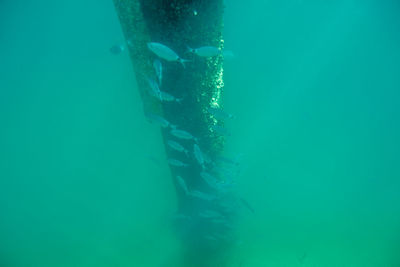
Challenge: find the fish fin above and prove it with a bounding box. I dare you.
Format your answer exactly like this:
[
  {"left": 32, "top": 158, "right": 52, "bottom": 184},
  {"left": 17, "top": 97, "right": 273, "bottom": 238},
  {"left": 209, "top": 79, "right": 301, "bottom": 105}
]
[
  {"left": 186, "top": 45, "right": 194, "bottom": 54},
  {"left": 178, "top": 58, "right": 191, "bottom": 68}
]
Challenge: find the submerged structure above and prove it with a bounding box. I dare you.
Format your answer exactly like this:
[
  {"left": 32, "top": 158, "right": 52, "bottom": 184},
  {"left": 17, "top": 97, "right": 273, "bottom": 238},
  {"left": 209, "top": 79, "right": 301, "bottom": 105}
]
[{"left": 113, "top": 0, "right": 238, "bottom": 265}]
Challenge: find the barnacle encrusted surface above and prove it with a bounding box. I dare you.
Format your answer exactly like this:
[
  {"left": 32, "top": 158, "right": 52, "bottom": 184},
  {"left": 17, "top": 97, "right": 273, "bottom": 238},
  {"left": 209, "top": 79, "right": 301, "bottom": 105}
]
[{"left": 113, "top": 1, "right": 232, "bottom": 266}]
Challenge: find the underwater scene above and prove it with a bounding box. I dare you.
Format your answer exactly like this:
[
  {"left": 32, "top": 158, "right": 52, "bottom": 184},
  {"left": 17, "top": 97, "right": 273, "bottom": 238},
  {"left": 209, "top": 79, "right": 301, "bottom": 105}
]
[{"left": 1, "top": 0, "right": 400, "bottom": 266}]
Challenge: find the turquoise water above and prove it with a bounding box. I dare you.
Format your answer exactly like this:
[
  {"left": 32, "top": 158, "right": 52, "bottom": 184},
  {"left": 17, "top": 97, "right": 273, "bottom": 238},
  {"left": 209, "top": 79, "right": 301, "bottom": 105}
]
[{"left": 1, "top": 0, "right": 400, "bottom": 266}]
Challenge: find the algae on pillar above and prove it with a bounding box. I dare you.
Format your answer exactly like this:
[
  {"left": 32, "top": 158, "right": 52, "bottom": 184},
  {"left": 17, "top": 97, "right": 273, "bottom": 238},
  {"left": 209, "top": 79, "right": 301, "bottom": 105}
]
[{"left": 113, "top": 0, "right": 236, "bottom": 266}]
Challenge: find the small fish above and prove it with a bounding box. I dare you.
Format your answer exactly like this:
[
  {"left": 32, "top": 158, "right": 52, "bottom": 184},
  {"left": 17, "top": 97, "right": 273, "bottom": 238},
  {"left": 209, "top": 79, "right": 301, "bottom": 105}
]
[
  {"left": 213, "top": 166, "right": 240, "bottom": 182},
  {"left": 109, "top": 44, "right": 125, "bottom": 55},
  {"left": 211, "top": 125, "right": 231, "bottom": 136},
  {"left": 160, "top": 91, "right": 183, "bottom": 103},
  {"left": 216, "top": 155, "right": 241, "bottom": 166},
  {"left": 147, "top": 42, "right": 189, "bottom": 67},
  {"left": 153, "top": 59, "right": 162, "bottom": 86},
  {"left": 208, "top": 107, "right": 234, "bottom": 120},
  {"left": 146, "top": 78, "right": 162, "bottom": 101},
  {"left": 167, "top": 140, "right": 189, "bottom": 156},
  {"left": 200, "top": 171, "right": 219, "bottom": 188},
  {"left": 145, "top": 113, "right": 174, "bottom": 128},
  {"left": 189, "top": 190, "right": 216, "bottom": 201},
  {"left": 170, "top": 129, "right": 198, "bottom": 142},
  {"left": 193, "top": 144, "right": 205, "bottom": 169},
  {"left": 187, "top": 46, "right": 221, "bottom": 57},
  {"left": 175, "top": 175, "right": 189, "bottom": 195},
  {"left": 222, "top": 50, "right": 235, "bottom": 60},
  {"left": 168, "top": 158, "right": 188, "bottom": 167}
]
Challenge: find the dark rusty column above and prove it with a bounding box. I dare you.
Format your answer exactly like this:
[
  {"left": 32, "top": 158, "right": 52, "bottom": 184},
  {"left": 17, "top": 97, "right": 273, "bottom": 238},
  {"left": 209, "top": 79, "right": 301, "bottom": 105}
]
[{"left": 113, "top": 1, "right": 236, "bottom": 266}]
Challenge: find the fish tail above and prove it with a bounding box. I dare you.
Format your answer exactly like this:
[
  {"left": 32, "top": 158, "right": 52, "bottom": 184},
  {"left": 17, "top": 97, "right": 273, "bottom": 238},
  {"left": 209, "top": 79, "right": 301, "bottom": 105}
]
[{"left": 186, "top": 45, "right": 194, "bottom": 54}]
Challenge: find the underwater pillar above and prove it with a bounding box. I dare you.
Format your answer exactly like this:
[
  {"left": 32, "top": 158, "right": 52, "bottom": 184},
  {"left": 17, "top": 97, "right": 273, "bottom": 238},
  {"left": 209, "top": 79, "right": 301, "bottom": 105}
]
[{"left": 113, "top": 0, "right": 236, "bottom": 266}]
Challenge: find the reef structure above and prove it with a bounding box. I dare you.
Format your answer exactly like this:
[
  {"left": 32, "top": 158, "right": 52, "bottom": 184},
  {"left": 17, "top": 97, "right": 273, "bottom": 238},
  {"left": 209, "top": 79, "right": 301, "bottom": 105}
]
[{"left": 113, "top": 1, "right": 237, "bottom": 266}]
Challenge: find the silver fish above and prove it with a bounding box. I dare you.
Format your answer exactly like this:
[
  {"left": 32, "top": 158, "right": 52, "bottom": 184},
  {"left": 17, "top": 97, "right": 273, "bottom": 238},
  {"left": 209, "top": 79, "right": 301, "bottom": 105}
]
[
  {"left": 110, "top": 44, "right": 125, "bottom": 55},
  {"left": 216, "top": 155, "right": 239, "bottom": 166},
  {"left": 160, "top": 91, "right": 183, "bottom": 103},
  {"left": 208, "top": 107, "right": 234, "bottom": 120},
  {"left": 147, "top": 42, "right": 189, "bottom": 67},
  {"left": 146, "top": 78, "right": 162, "bottom": 101},
  {"left": 222, "top": 50, "right": 235, "bottom": 60},
  {"left": 211, "top": 125, "right": 231, "bottom": 136},
  {"left": 187, "top": 46, "right": 221, "bottom": 57},
  {"left": 168, "top": 158, "right": 188, "bottom": 167},
  {"left": 170, "top": 129, "right": 198, "bottom": 142},
  {"left": 193, "top": 144, "right": 205, "bottom": 169},
  {"left": 153, "top": 59, "right": 162, "bottom": 86},
  {"left": 200, "top": 171, "right": 219, "bottom": 188},
  {"left": 145, "top": 113, "right": 174, "bottom": 128},
  {"left": 176, "top": 175, "right": 189, "bottom": 195},
  {"left": 167, "top": 140, "right": 189, "bottom": 156},
  {"left": 189, "top": 190, "right": 216, "bottom": 201}
]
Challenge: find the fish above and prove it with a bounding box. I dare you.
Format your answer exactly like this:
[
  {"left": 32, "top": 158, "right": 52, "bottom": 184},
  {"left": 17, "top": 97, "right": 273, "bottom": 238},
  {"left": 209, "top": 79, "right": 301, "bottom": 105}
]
[
  {"left": 153, "top": 59, "right": 162, "bottom": 86},
  {"left": 216, "top": 155, "right": 239, "bottom": 166},
  {"left": 109, "top": 44, "right": 125, "bottom": 55},
  {"left": 170, "top": 129, "right": 198, "bottom": 142},
  {"left": 193, "top": 144, "right": 205, "bottom": 169},
  {"left": 208, "top": 107, "right": 234, "bottom": 120},
  {"left": 145, "top": 113, "right": 174, "bottom": 128},
  {"left": 187, "top": 46, "right": 221, "bottom": 57},
  {"left": 146, "top": 78, "right": 162, "bottom": 101},
  {"left": 147, "top": 42, "right": 189, "bottom": 68},
  {"left": 160, "top": 91, "right": 183, "bottom": 103},
  {"left": 200, "top": 171, "right": 219, "bottom": 188},
  {"left": 175, "top": 175, "right": 189, "bottom": 195},
  {"left": 222, "top": 50, "right": 235, "bottom": 60},
  {"left": 167, "top": 140, "right": 189, "bottom": 156},
  {"left": 167, "top": 158, "right": 188, "bottom": 167},
  {"left": 213, "top": 166, "right": 240, "bottom": 182},
  {"left": 189, "top": 190, "right": 216, "bottom": 201},
  {"left": 211, "top": 125, "right": 231, "bottom": 136}
]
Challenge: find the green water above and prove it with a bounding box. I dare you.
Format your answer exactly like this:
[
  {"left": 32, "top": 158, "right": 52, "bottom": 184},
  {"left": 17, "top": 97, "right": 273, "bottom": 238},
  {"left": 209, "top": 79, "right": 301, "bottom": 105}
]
[{"left": 1, "top": 0, "right": 400, "bottom": 266}]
